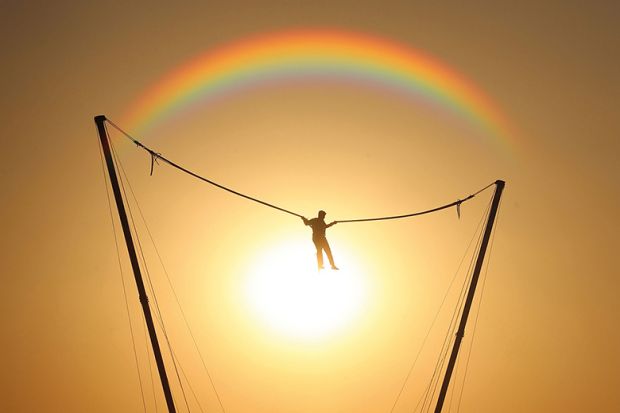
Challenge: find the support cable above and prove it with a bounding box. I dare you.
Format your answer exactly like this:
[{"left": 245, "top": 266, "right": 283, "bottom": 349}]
[
  {"left": 455, "top": 197, "right": 503, "bottom": 413},
  {"left": 114, "top": 137, "right": 224, "bottom": 413},
  {"left": 418, "top": 197, "right": 491, "bottom": 413},
  {"left": 96, "top": 128, "right": 148, "bottom": 413},
  {"left": 167, "top": 346, "right": 206, "bottom": 413},
  {"left": 388, "top": 194, "right": 491, "bottom": 413},
  {"left": 121, "top": 176, "right": 227, "bottom": 413},
  {"left": 417, "top": 263, "right": 469, "bottom": 413},
  {"left": 109, "top": 130, "right": 191, "bottom": 412},
  {"left": 422, "top": 264, "right": 471, "bottom": 413},
  {"left": 112, "top": 134, "right": 218, "bottom": 413},
  {"left": 144, "top": 322, "right": 160, "bottom": 412},
  {"left": 445, "top": 213, "right": 492, "bottom": 413},
  {"left": 105, "top": 118, "right": 495, "bottom": 223},
  {"left": 106, "top": 119, "right": 227, "bottom": 413},
  {"left": 446, "top": 354, "right": 461, "bottom": 413},
  {"left": 422, "top": 249, "right": 475, "bottom": 412}
]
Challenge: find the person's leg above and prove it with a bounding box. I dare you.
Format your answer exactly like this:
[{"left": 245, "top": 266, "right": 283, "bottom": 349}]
[
  {"left": 313, "top": 240, "right": 324, "bottom": 269},
  {"left": 323, "top": 240, "right": 338, "bottom": 269}
]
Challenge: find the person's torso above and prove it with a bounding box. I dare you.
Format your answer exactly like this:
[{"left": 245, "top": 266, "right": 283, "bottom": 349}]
[{"left": 309, "top": 218, "right": 327, "bottom": 238}]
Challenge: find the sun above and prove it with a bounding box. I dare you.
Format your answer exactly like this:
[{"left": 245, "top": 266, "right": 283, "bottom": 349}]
[{"left": 243, "top": 240, "right": 369, "bottom": 341}]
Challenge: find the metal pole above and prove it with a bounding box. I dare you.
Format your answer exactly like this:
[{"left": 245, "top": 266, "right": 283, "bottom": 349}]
[
  {"left": 434, "top": 180, "right": 505, "bottom": 413},
  {"left": 95, "top": 115, "right": 177, "bottom": 413}
]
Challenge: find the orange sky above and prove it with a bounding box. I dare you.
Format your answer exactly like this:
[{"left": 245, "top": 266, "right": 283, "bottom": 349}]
[{"left": 1, "top": 2, "right": 619, "bottom": 412}]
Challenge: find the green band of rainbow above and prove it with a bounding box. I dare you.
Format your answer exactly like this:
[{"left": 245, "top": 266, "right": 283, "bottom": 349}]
[{"left": 122, "top": 29, "right": 517, "bottom": 154}]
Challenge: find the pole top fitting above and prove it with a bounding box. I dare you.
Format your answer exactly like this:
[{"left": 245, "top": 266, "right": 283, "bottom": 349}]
[{"left": 94, "top": 115, "right": 107, "bottom": 123}]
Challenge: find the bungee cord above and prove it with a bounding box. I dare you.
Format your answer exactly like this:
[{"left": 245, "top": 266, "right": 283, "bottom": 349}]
[
  {"left": 106, "top": 119, "right": 303, "bottom": 218},
  {"left": 335, "top": 182, "right": 492, "bottom": 223},
  {"left": 105, "top": 118, "right": 497, "bottom": 223}
]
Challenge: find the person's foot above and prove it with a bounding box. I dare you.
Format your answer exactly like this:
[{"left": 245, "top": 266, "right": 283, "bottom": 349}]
[
  {"left": 318, "top": 265, "right": 325, "bottom": 270},
  {"left": 331, "top": 266, "right": 339, "bottom": 270}
]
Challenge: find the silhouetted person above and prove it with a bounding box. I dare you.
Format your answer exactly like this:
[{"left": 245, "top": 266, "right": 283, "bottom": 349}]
[{"left": 302, "top": 210, "right": 339, "bottom": 270}]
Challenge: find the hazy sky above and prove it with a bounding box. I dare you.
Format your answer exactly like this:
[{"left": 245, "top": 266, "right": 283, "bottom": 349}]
[{"left": 1, "top": 1, "right": 618, "bottom": 412}]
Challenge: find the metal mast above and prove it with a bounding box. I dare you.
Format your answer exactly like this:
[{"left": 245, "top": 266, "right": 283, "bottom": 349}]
[
  {"left": 95, "top": 115, "right": 177, "bottom": 413},
  {"left": 434, "top": 180, "right": 505, "bottom": 413}
]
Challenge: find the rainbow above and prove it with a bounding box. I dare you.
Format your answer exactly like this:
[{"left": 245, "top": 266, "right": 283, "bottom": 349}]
[{"left": 122, "top": 29, "right": 516, "bottom": 153}]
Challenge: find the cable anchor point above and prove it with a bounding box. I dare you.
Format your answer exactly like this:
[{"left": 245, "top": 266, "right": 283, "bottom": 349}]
[{"left": 147, "top": 149, "right": 162, "bottom": 176}]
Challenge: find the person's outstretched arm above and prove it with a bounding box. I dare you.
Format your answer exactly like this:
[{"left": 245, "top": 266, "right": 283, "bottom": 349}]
[
  {"left": 327, "top": 221, "right": 337, "bottom": 228},
  {"left": 302, "top": 216, "right": 310, "bottom": 225}
]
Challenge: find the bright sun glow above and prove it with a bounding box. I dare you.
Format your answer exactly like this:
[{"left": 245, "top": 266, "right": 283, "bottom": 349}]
[{"left": 243, "top": 240, "right": 369, "bottom": 341}]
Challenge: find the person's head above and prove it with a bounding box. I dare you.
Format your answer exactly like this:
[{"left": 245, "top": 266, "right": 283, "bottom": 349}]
[{"left": 318, "top": 210, "right": 326, "bottom": 219}]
